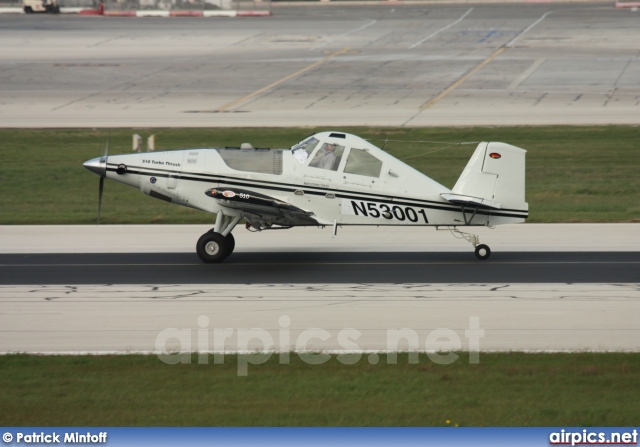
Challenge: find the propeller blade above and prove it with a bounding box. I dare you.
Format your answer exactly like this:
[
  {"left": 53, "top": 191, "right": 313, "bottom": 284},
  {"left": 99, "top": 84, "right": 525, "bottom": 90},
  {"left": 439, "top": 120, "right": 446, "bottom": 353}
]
[
  {"left": 97, "top": 133, "right": 109, "bottom": 225},
  {"left": 97, "top": 176, "right": 104, "bottom": 225}
]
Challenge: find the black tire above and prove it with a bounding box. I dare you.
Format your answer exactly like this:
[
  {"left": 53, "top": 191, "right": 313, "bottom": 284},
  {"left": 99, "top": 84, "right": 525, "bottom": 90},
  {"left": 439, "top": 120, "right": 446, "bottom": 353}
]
[
  {"left": 225, "top": 232, "right": 235, "bottom": 258},
  {"left": 475, "top": 244, "right": 491, "bottom": 260},
  {"left": 196, "top": 232, "right": 228, "bottom": 263},
  {"left": 24, "top": 6, "right": 34, "bottom": 12}
]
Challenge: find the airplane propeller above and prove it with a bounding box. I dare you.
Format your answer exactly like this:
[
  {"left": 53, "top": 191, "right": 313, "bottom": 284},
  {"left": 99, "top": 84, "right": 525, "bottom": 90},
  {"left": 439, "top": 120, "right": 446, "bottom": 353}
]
[
  {"left": 97, "top": 134, "right": 110, "bottom": 224},
  {"left": 83, "top": 134, "right": 110, "bottom": 225},
  {"left": 97, "top": 175, "right": 105, "bottom": 225}
]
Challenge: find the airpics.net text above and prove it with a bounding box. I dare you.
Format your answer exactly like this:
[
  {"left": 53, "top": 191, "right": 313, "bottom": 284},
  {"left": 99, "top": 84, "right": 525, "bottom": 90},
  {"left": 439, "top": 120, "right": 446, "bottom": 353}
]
[{"left": 155, "top": 316, "right": 484, "bottom": 376}]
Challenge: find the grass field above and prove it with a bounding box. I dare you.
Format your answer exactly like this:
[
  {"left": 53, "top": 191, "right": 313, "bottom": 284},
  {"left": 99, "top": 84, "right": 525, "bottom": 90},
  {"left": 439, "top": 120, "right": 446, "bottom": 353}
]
[
  {"left": 1, "top": 353, "right": 639, "bottom": 426},
  {"left": 1, "top": 126, "right": 638, "bottom": 224}
]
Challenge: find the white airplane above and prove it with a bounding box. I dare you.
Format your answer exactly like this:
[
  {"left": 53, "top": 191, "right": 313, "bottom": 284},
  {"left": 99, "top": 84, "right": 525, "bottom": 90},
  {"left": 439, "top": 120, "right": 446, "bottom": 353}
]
[{"left": 83, "top": 131, "right": 528, "bottom": 262}]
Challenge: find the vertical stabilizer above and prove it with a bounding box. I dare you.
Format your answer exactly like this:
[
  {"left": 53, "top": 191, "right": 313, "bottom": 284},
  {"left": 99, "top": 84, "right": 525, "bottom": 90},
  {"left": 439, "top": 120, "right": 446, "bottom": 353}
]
[{"left": 442, "top": 142, "right": 528, "bottom": 214}]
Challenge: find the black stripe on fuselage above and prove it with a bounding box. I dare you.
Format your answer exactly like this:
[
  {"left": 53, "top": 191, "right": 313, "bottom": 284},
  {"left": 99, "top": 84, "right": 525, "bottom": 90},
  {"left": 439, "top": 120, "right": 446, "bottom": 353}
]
[{"left": 107, "top": 164, "right": 529, "bottom": 219}]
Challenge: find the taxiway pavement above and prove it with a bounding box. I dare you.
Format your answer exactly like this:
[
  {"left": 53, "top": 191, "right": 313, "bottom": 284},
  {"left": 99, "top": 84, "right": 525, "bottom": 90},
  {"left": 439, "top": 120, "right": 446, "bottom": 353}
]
[{"left": 1, "top": 3, "right": 639, "bottom": 127}]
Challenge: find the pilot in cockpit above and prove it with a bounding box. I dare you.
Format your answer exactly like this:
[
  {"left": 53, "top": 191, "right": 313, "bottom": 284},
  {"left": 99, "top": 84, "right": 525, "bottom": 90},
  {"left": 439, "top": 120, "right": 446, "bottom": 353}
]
[{"left": 309, "top": 143, "right": 338, "bottom": 170}]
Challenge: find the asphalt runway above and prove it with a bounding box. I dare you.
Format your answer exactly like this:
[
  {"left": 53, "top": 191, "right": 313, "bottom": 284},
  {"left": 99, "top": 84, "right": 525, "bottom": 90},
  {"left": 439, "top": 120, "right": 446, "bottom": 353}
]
[
  {"left": 1, "top": 225, "right": 638, "bottom": 353},
  {"left": 1, "top": 251, "right": 640, "bottom": 284},
  {"left": 1, "top": 2, "right": 638, "bottom": 127}
]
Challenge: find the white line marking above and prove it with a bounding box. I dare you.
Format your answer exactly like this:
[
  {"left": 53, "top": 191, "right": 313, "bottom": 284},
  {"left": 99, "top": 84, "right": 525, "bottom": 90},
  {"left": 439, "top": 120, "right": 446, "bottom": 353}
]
[
  {"left": 215, "top": 48, "right": 349, "bottom": 112},
  {"left": 408, "top": 8, "right": 473, "bottom": 50},
  {"left": 2, "top": 261, "right": 639, "bottom": 267},
  {"left": 506, "top": 11, "right": 553, "bottom": 48},
  {"left": 312, "top": 19, "right": 377, "bottom": 50},
  {"left": 508, "top": 58, "right": 546, "bottom": 90}
]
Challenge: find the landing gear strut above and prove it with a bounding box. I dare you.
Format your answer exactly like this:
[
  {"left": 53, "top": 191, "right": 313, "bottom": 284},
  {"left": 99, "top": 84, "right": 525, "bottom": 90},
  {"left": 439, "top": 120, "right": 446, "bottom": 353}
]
[
  {"left": 438, "top": 227, "right": 492, "bottom": 260},
  {"left": 196, "top": 212, "right": 241, "bottom": 263}
]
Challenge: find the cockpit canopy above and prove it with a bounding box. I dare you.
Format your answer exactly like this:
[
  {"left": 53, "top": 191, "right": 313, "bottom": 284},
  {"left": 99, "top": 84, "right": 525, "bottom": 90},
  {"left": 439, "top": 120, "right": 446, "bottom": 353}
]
[
  {"left": 211, "top": 131, "right": 386, "bottom": 179},
  {"left": 215, "top": 147, "right": 283, "bottom": 175},
  {"left": 291, "top": 132, "right": 384, "bottom": 178}
]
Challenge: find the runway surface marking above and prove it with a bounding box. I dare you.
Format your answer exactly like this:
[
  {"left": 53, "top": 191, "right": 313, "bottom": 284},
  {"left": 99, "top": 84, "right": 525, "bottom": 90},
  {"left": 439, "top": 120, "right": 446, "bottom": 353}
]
[
  {"left": 508, "top": 58, "right": 546, "bottom": 90},
  {"left": 214, "top": 47, "right": 350, "bottom": 113},
  {"left": 2, "top": 283, "right": 639, "bottom": 353},
  {"left": 312, "top": 19, "right": 377, "bottom": 50},
  {"left": 418, "top": 46, "right": 507, "bottom": 111},
  {"left": 416, "top": 10, "right": 553, "bottom": 113},
  {"left": 3, "top": 261, "right": 639, "bottom": 267},
  {"left": 505, "top": 10, "right": 554, "bottom": 48},
  {"left": 407, "top": 8, "right": 474, "bottom": 49}
]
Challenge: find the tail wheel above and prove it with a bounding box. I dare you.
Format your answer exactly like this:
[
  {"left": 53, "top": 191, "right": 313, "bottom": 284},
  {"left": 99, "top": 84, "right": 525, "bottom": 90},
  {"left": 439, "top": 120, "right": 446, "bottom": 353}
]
[
  {"left": 475, "top": 244, "right": 491, "bottom": 260},
  {"left": 196, "top": 232, "right": 228, "bottom": 263}
]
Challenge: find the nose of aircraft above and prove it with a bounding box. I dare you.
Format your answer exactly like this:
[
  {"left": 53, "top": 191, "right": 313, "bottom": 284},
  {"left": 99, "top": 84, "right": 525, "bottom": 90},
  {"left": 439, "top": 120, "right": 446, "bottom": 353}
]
[{"left": 83, "top": 157, "right": 107, "bottom": 177}]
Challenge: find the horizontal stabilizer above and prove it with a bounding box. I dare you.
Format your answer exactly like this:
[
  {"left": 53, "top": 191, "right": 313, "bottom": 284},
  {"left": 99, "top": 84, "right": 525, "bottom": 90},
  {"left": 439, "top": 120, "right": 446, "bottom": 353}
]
[{"left": 440, "top": 193, "right": 500, "bottom": 209}]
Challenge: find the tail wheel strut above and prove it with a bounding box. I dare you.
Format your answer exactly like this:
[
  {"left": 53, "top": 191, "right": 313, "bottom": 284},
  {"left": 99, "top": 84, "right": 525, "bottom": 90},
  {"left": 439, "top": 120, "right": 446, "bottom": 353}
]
[{"left": 438, "top": 226, "right": 492, "bottom": 260}]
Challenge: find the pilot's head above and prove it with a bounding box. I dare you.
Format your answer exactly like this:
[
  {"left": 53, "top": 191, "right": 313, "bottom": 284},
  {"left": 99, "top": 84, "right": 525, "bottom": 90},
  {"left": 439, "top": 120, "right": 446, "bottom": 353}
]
[{"left": 326, "top": 144, "right": 336, "bottom": 152}]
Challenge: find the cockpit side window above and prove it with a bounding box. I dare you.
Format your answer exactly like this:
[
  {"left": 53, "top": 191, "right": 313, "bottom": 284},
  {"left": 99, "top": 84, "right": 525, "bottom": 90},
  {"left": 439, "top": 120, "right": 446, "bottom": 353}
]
[
  {"left": 291, "top": 137, "right": 320, "bottom": 164},
  {"left": 308, "top": 143, "right": 345, "bottom": 171},
  {"left": 216, "top": 149, "right": 283, "bottom": 175},
  {"left": 344, "top": 148, "right": 383, "bottom": 178}
]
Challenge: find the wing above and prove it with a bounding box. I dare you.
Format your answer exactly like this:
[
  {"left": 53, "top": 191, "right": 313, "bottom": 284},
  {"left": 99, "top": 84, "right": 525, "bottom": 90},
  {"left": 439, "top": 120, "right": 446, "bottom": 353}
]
[{"left": 205, "top": 188, "right": 319, "bottom": 226}]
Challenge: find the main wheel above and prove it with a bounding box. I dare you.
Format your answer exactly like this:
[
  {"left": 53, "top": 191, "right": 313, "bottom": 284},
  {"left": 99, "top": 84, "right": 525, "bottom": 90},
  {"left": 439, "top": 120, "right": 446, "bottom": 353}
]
[
  {"left": 196, "top": 232, "right": 228, "bottom": 263},
  {"left": 475, "top": 244, "right": 491, "bottom": 260},
  {"left": 224, "top": 232, "right": 235, "bottom": 258}
]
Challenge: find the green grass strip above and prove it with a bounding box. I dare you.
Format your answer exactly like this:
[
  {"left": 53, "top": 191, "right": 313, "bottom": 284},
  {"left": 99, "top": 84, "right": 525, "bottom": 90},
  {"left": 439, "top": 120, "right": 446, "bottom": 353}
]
[
  {"left": 1, "top": 352, "right": 639, "bottom": 426},
  {"left": 1, "top": 126, "right": 638, "bottom": 224}
]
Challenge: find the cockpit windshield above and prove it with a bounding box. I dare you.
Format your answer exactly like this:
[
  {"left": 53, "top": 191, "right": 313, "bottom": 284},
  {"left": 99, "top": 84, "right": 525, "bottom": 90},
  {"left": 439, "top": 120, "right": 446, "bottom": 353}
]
[{"left": 291, "top": 137, "right": 320, "bottom": 164}]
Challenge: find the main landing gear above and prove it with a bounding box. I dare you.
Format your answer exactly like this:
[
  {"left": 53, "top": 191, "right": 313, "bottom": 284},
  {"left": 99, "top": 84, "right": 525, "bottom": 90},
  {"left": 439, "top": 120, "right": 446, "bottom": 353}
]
[
  {"left": 196, "top": 231, "right": 236, "bottom": 263},
  {"left": 196, "top": 212, "right": 241, "bottom": 263}
]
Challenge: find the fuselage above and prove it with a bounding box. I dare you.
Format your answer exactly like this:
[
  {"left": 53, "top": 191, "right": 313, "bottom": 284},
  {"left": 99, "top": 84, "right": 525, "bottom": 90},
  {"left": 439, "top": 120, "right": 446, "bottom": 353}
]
[{"left": 84, "top": 132, "right": 527, "bottom": 228}]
